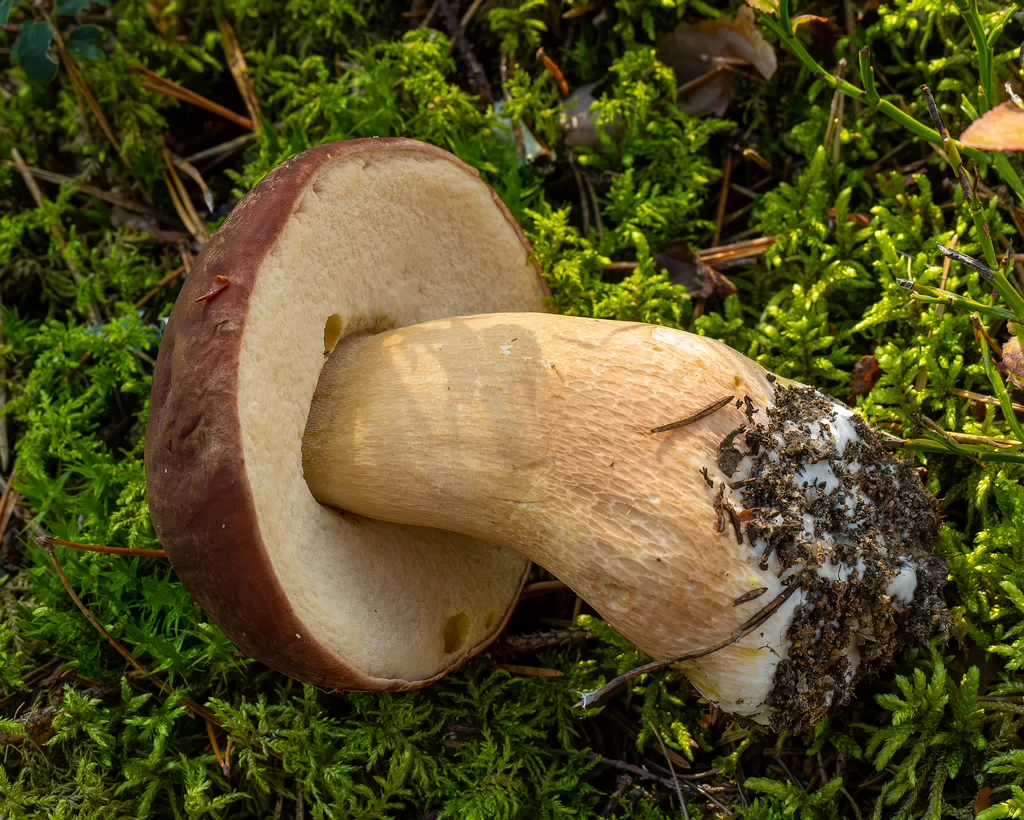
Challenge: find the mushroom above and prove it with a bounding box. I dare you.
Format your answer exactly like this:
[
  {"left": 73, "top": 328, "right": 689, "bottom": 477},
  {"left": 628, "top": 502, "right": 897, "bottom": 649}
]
[{"left": 146, "top": 138, "right": 948, "bottom": 731}]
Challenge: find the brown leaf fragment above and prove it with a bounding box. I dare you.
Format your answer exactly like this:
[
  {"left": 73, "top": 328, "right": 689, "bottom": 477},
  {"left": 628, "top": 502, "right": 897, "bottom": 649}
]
[
  {"left": 975, "top": 786, "right": 993, "bottom": 815},
  {"left": 24, "top": 707, "right": 58, "bottom": 747},
  {"left": 442, "top": 723, "right": 481, "bottom": 751},
  {"left": 656, "top": 6, "right": 777, "bottom": 116},
  {"left": 657, "top": 240, "right": 738, "bottom": 299},
  {"left": 960, "top": 101, "right": 1024, "bottom": 152},
  {"left": 850, "top": 355, "right": 882, "bottom": 398},
  {"left": 999, "top": 334, "right": 1024, "bottom": 389},
  {"left": 828, "top": 207, "right": 872, "bottom": 231},
  {"left": 195, "top": 275, "right": 230, "bottom": 303}
]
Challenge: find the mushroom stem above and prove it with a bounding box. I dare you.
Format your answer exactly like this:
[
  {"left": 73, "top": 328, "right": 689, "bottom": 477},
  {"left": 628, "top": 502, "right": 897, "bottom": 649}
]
[{"left": 302, "top": 312, "right": 946, "bottom": 729}]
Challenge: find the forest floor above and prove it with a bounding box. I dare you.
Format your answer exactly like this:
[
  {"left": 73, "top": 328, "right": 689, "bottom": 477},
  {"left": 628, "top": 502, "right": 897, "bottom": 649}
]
[{"left": 2, "top": 0, "right": 1024, "bottom": 818}]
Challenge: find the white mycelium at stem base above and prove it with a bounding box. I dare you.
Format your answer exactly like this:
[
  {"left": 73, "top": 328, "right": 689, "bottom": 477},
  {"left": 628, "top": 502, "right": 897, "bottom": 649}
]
[{"left": 302, "top": 313, "right": 947, "bottom": 731}]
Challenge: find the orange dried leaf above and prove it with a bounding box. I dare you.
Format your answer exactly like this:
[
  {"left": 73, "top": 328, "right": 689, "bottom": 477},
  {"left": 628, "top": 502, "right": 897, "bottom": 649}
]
[
  {"left": 960, "top": 101, "right": 1024, "bottom": 152},
  {"left": 975, "top": 787, "right": 993, "bottom": 815},
  {"left": 791, "top": 14, "right": 829, "bottom": 34},
  {"left": 850, "top": 355, "right": 882, "bottom": 398}
]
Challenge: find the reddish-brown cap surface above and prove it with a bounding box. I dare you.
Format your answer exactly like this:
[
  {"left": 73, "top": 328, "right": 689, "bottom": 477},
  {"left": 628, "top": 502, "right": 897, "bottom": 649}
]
[{"left": 145, "top": 139, "right": 549, "bottom": 689}]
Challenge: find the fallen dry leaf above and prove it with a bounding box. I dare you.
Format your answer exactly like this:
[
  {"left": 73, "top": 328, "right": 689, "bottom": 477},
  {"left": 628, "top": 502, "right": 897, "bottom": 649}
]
[
  {"left": 1000, "top": 334, "right": 1024, "bottom": 390},
  {"left": 828, "top": 207, "right": 872, "bottom": 232},
  {"left": 960, "top": 101, "right": 1024, "bottom": 152},
  {"left": 564, "top": 6, "right": 776, "bottom": 144},
  {"left": 975, "top": 786, "right": 993, "bottom": 815},
  {"left": 850, "top": 355, "right": 882, "bottom": 398},
  {"left": 656, "top": 6, "right": 777, "bottom": 116},
  {"left": 657, "top": 240, "right": 738, "bottom": 299}
]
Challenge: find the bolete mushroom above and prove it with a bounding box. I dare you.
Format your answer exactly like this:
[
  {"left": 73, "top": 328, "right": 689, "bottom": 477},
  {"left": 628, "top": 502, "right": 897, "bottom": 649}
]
[{"left": 146, "top": 138, "right": 948, "bottom": 732}]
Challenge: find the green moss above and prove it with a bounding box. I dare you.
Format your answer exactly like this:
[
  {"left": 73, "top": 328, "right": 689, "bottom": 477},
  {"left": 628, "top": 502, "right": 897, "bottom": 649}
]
[{"left": 1, "top": 0, "right": 1024, "bottom": 816}]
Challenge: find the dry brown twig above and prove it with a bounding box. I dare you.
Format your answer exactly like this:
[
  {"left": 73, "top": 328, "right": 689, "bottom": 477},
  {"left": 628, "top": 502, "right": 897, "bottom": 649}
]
[
  {"left": 38, "top": 538, "right": 220, "bottom": 725},
  {"left": 217, "top": 17, "right": 262, "bottom": 128},
  {"left": 132, "top": 65, "right": 255, "bottom": 131},
  {"left": 135, "top": 265, "right": 187, "bottom": 310},
  {"left": 36, "top": 535, "right": 167, "bottom": 559}
]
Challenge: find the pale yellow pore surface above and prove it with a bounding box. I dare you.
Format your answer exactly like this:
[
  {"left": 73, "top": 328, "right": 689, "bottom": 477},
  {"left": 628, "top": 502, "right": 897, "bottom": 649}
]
[
  {"left": 236, "top": 152, "right": 547, "bottom": 683},
  {"left": 303, "top": 313, "right": 799, "bottom": 718}
]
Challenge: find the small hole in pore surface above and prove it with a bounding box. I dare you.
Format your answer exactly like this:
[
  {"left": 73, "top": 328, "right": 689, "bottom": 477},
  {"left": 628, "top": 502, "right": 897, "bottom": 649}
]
[
  {"left": 323, "top": 314, "right": 344, "bottom": 355},
  {"left": 443, "top": 612, "right": 471, "bottom": 654}
]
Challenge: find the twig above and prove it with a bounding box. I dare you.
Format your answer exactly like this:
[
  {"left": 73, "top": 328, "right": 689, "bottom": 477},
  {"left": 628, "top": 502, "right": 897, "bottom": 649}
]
[
  {"left": 824, "top": 59, "right": 848, "bottom": 165},
  {"left": 162, "top": 150, "right": 209, "bottom": 244},
  {"left": 135, "top": 265, "right": 187, "bottom": 310},
  {"left": 51, "top": 18, "right": 135, "bottom": 183},
  {"left": 40, "top": 539, "right": 221, "bottom": 725},
  {"left": 585, "top": 753, "right": 733, "bottom": 813},
  {"left": 701, "top": 236, "right": 778, "bottom": 263},
  {"left": 184, "top": 134, "right": 257, "bottom": 165},
  {"left": 132, "top": 66, "right": 255, "bottom": 130},
  {"left": 0, "top": 467, "right": 18, "bottom": 543},
  {"left": 568, "top": 155, "right": 591, "bottom": 237},
  {"left": 498, "top": 664, "right": 565, "bottom": 677},
  {"left": 418, "top": 0, "right": 438, "bottom": 28},
  {"left": 922, "top": 85, "right": 999, "bottom": 272},
  {"left": 207, "top": 719, "right": 230, "bottom": 776},
  {"left": 538, "top": 48, "right": 570, "bottom": 97},
  {"left": 650, "top": 721, "right": 688, "bottom": 819},
  {"left": 520, "top": 579, "right": 571, "bottom": 598},
  {"left": 217, "top": 17, "right": 262, "bottom": 130},
  {"left": 651, "top": 395, "right": 734, "bottom": 434},
  {"left": 604, "top": 237, "right": 777, "bottom": 272},
  {"left": 438, "top": 0, "right": 492, "bottom": 102},
  {"left": 0, "top": 161, "right": 164, "bottom": 220},
  {"left": 500, "top": 628, "right": 593, "bottom": 653},
  {"left": 677, "top": 64, "right": 735, "bottom": 100},
  {"left": 712, "top": 151, "right": 733, "bottom": 247},
  {"left": 167, "top": 151, "right": 213, "bottom": 213},
  {"left": 41, "top": 542, "right": 151, "bottom": 678},
  {"left": 741, "top": 148, "right": 772, "bottom": 172},
  {"left": 36, "top": 535, "right": 167, "bottom": 559},
  {"left": 460, "top": 0, "right": 486, "bottom": 28},
  {"left": 573, "top": 581, "right": 802, "bottom": 710},
  {"left": 951, "top": 387, "right": 1024, "bottom": 413}
]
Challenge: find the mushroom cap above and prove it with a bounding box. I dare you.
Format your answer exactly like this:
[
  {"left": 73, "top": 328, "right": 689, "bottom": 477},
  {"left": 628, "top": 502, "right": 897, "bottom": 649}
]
[{"left": 145, "top": 139, "right": 550, "bottom": 690}]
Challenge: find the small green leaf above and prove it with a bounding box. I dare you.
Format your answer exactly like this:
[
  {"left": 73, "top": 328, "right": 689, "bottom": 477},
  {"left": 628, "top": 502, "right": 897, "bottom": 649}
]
[
  {"left": 11, "top": 20, "right": 58, "bottom": 85},
  {"left": 0, "top": 0, "right": 15, "bottom": 26},
  {"left": 67, "top": 24, "right": 107, "bottom": 61}
]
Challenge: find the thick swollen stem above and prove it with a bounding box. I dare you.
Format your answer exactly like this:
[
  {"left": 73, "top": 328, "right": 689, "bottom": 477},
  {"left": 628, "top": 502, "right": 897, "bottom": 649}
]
[{"left": 302, "top": 313, "right": 947, "bottom": 730}]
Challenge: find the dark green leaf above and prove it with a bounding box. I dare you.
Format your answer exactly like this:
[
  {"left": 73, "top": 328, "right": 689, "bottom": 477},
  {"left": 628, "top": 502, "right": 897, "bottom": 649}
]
[
  {"left": 0, "top": 0, "right": 14, "bottom": 26},
  {"left": 67, "top": 24, "right": 107, "bottom": 61},
  {"left": 10, "top": 20, "right": 58, "bottom": 86},
  {"left": 56, "top": 0, "right": 96, "bottom": 15}
]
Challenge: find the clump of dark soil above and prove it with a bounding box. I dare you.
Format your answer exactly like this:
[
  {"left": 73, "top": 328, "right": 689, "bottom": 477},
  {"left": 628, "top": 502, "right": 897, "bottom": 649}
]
[{"left": 722, "top": 385, "right": 949, "bottom": 733}]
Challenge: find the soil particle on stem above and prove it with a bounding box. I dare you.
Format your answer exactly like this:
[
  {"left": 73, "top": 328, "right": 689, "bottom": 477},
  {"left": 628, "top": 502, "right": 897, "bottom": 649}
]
[{"left": 721, "top": 385, "right": 948, "bottom": 732}]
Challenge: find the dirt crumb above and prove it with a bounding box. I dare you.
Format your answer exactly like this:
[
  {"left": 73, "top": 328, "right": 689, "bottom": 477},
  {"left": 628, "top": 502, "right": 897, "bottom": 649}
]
[{"left": 724, "top": 385, "right": 948, "bottom": 733}]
